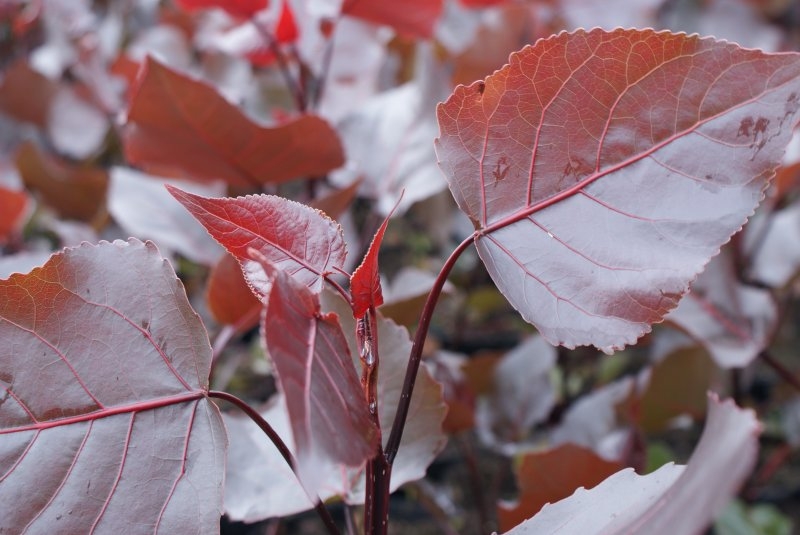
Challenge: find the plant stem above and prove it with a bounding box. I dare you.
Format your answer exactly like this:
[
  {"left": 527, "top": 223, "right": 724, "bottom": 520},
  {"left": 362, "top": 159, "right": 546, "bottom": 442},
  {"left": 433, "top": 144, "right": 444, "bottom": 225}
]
[
  {"left": 359, "top": 308, "right": 390, "bottom": 534},
  {"left": 207, "top": 390, "right": 341, "bottom": 535},
  {"left": 384, "top": 235, "right": 474, "bottom": 463}
]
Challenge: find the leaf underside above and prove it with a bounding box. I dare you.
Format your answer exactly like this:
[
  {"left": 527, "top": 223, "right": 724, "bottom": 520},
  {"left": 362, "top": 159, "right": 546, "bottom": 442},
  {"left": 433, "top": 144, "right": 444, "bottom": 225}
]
[
  {"left": 0, "top": 239, "right": 225, "bottom": 534},
  {"left": 436, "top": 28, "right": 800, "bottom": 352}
]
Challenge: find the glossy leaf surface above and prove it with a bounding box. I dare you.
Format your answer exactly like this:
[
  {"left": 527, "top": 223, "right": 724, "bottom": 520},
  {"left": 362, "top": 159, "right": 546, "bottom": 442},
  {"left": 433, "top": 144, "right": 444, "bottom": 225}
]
[
  {"left": 0, "top": 239, "right": 226, "bottom": 533},
  {"left": 436, "top": 28, "right": 800, "bottom": 352},
  {"left": 124, "top": 58, "right": 344, "bottom": 186},
  {"left": 261, "top": 264, "right": 379, "bottom": 493},
  {"left": 508, "top": 395, "right": 759, "bottom": 534},
  {"left": 169, "top": 187, "right": 347, "bottom": 296}
]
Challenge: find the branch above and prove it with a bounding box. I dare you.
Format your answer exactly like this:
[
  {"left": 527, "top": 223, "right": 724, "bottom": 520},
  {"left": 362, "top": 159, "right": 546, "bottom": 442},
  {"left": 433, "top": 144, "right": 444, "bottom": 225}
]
[{"left": 384, "top": 235, "right": 474, "bottom": 463}]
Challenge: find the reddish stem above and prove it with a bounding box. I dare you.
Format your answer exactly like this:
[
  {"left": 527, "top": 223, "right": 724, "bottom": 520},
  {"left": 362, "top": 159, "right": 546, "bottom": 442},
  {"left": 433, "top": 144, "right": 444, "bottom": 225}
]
[
  {"left": 384, "top": 235, "right": 475, "bottom": 462},
  {"left": 207, "top": 390, "right": 341, "bottom": 535}
]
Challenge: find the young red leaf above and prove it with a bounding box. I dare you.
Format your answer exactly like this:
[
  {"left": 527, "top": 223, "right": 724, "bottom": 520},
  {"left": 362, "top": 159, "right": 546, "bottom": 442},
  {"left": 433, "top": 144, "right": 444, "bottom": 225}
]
[
  {"left": 507, "top": 395, "right": 759, "bottom": 534},
  {"left": 275, "top": 0, "right": 298, "bottom": 43},
  {"left": 342, "top": 0, "right": 443, "bottom": 39},
  {"left": 497, "top": 444, "right": 625, "bottom": 532},
  {"left": 168, "top": 186, "right": 347, "bottom": 296},
  {"left": 351, "top": 198, "right": 402, "bottom": 319},
  {"left": 0, "top": 239, "right": 226, "bottom": 533},
  {"left": 259, "top": 261, "right": 379, "bottom": 493},
  {"left": 175, "top": 0, "right": 266, "bottom": 18},
  {"left": 124, "top": 58, "right": 344, "bottom": 187},
  {"left": 0, "top": 186, "right": 27, "bottom": 244},
  {"left": 436, "top": 28, "right": 800, "bottom": 352}
]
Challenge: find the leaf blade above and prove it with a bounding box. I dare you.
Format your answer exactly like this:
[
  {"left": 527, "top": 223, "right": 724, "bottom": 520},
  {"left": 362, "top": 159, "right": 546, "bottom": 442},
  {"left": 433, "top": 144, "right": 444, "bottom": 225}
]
[
  {"left": 0, "top": 239, "right": 226, "bottom": 534},
  {"left": 436, "top": 28, "right": 800, "bottom": 351}
]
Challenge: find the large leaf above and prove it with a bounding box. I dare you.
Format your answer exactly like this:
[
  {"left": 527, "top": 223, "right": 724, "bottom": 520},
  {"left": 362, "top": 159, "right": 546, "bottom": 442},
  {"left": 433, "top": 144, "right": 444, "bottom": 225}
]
[
  {"left": 507, "top": 395, "right": 760, "bottom": 534},
  {"left": 124, "top": 58, "right": 344, "bottom": 186},
  {"left": 0, "top": 239, "right": 226, "bottom": 533},
  {"left": 260, "top": 263, "right": 379, "bottom": 493},
  {"left": 168, "top": 186, "right": 347, "bottom": 296},
  {"left": 435, "top": 28, "right": 800, "bottom": 352}
]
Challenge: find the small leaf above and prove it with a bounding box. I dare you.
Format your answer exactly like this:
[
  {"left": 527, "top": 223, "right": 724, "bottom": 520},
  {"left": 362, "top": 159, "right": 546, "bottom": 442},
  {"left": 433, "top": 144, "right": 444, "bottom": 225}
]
[
  {"left": 168, "top": 186, "right": 347, "bottom": 296},
  {"left": 124, "top": 58, "right": 344, "bottom": 186},
  {"left": 506, "top": 395, "right": 760, "bottom": 534},
  {"left": 436, "top": 28, "right": 800, "bottom": 352},
  {"left": 0, "top": 239, "right": 226, "bottom": 533},
  {"left": 260, "top": 262, "right": 379, "bottom": 493},
  {"left": 275, "top": 0, "right": 298, "bottom": 43},
  {"left": 350, "top": 198, "right": 401, "bottom": 319}
]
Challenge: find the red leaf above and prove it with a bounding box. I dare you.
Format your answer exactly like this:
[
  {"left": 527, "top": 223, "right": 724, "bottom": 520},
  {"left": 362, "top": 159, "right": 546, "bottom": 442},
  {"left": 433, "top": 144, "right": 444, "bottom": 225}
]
[
  {"left": 275, "top": 0, "right": 298, "bottom": 43},
  {"left": 0, "top": 59, "right": 57, "bottom": 127},
  {"left": 123, "top": 58, "right": 344, "bottom": 187},
  {"left": 342, "top": 0, "right": 443, "bottom": 39},
  {"left": 436, "top": 28, "right": 800, "bottom": 352},
  {"left": 350, "top": 198, "right": 401, "bottom": 319},
  {"left": 0, "top": 186, "right": 27, "bottom": 244},
  {"left": 497, "top": 444, "right": 624, "bottom": 532},
  {"left": 175, "top": 0, "right": 266, "bottom": 18},
  {"left": 206, "top": 253, "right": 262, "bottom": 327},
  {"left": 15, "top": 141, "right": 108, "bottom": 222},
  {"left": 168, "top": 186, "right": 347, "bottom": 297},
  {"left": 259, "top": 262, "right": 379, "bottom": 493},
  {"left": 0, "top": 239, "right": 226, "bottom": 533},
  {"left": 507, "top": 395, "right": 760, "bottom": 534}
]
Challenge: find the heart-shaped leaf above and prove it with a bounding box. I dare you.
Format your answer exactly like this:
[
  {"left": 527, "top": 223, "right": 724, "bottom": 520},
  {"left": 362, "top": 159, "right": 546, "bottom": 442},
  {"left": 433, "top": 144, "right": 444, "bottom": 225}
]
[
  {"left": 124, "top": 58, "right": 344, "bottom": 187},
  {"left": 168, "top": 186, "right": 347, "bottom": 296},
  {"left": 259, "top": 261, "right": 379, "bottom": 494},
  {"left": 436, "top": 28, "right": 800, "bottom": 352},
  {"left": 0, "top": 239, "right": 226, "bottom": 533}
]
